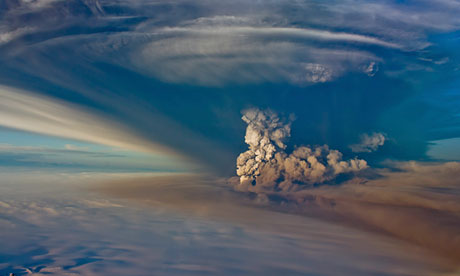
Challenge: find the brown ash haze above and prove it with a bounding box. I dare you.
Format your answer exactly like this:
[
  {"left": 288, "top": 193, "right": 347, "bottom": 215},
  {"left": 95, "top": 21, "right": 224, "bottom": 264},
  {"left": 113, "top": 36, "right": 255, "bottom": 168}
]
[{"left": 228, "top": 108, "right": 460, "bottom": 265}]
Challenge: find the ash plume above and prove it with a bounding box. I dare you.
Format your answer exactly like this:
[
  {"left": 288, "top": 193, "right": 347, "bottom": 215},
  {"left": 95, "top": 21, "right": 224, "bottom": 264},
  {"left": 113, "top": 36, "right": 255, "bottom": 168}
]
[
  {"left": 235, "top": 108, "right": 368, "bottom": 193},
  {"left": 350, "top": 132, "right": 387, "bottom": 153}
]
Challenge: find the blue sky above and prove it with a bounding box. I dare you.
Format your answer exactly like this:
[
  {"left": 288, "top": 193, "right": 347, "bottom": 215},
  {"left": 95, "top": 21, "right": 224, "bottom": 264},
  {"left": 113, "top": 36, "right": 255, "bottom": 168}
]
[{"left": 0, "top": 127, "right": 188, "bottom": 172}]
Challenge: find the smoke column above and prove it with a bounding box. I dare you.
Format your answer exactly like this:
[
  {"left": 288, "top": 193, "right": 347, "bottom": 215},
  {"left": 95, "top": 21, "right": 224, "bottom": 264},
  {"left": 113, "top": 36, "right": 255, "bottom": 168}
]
[{"left": 235, "top": 108, "right": 368, "bottom": 193}]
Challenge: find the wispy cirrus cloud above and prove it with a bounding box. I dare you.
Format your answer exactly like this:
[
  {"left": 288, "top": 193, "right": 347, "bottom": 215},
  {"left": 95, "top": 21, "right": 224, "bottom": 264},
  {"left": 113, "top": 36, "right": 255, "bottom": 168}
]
[
  {"left": 129, "top": 15, "right": 391, "bottom": 85},
  {"left": 1, "top": 0, "right": 459, "bottom": 87},
  {"left": 0, "top": 27, "right": 35, "bottom": 45},
  {"left": 0, "top": 85, "right": 192, "bottom": 169}
]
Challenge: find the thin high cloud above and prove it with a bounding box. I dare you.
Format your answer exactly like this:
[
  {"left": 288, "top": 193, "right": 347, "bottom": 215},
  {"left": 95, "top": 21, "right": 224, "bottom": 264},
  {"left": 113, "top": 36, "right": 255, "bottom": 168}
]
[
  {"left": 107, "top": 0, "right": 458, "bottom": 85},
  {"left": 0, "top": 27, "right": 34, "bottom": 45},
  {"left": 0, "top": 85, "right": 187, "bottom": 163},
  {"left": 1, "top": 0, "right": 458, "bottom": 86},
  {"left": 132, "top": 16, "right": 389, "bottom": 85},
  {"left": 159, "top": 22, "right": 400, "bottom": 48}
]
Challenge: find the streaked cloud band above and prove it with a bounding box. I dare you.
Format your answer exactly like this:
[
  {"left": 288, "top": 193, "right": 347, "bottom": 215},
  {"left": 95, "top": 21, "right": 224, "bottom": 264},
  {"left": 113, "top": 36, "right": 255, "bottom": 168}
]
[{"left": 0, "top": 85, "right": 184, "bottom": 160}]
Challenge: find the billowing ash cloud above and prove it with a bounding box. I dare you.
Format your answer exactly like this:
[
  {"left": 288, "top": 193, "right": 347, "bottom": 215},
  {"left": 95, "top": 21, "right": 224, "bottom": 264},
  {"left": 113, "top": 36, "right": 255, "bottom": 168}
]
[
  {"left": 303, "top": 63, "right": 334, "bottom": 83},
  {"left": 235, "top": 109, "right": 368, "bottom": 193},
  {"left": 350, "top": 132, "right": 386, "bottom": 153}
]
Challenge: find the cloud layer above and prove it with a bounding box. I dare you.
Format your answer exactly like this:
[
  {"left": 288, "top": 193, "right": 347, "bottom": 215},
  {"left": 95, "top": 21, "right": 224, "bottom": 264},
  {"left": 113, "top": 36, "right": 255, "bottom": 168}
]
[
  {"left": 281, "top": 161, "right": 460, "bottom": 265},
  {"left": 93, "top": 172, "right": 457, "bottom": 276},
  {"left": 2, "top": 171, "right": 452, "bottom": 276}
]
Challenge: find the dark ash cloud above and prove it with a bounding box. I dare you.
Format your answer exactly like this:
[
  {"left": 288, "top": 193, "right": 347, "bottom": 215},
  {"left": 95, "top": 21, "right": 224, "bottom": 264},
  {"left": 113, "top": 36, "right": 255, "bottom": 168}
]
[{"left": 234, "top": 108, "right": 368, "bottom": 192}]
